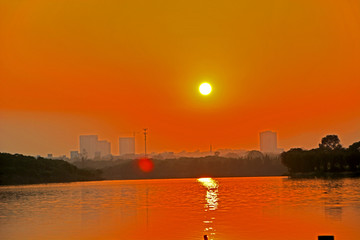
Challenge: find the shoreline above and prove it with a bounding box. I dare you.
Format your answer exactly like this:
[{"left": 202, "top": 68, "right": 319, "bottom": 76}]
[
  {"left": 0, "top": 174, "right": 288, "bottom": 187},
  {"left": 289, "top": 171, "right": 360, "bottom": 179}
]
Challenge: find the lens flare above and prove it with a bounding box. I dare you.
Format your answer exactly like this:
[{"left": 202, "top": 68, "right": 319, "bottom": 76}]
[{"left": 138, "top": 157, "right": 154, "bottom": 172}]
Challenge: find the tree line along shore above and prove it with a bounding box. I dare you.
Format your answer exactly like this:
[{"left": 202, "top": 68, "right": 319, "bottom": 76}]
[
  {"left": 281, "top": 135, "right": 360, "bottom": 177},
  {"left": 0, "top": 153, "right": 102, "bottom": 185},
  {"left": 1, "top": 151, "right": 285, "bottom": 185},
  {"left": 1, "top": 135, "right": 359, "bottom": 185}
]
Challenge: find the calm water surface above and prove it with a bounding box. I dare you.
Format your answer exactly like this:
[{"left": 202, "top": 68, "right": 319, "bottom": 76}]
[{"left": 1, "top": 177, "right": 360, "bottom": 240}]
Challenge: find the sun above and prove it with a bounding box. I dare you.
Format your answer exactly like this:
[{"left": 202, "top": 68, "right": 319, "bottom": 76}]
[{"left": 199, "top": 82, "right": 212, "bottom": 95}]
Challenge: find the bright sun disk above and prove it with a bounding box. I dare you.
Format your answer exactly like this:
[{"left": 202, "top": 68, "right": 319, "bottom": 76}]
[{"left": 199, "top": 83, "right": 212, "bottom": 95}]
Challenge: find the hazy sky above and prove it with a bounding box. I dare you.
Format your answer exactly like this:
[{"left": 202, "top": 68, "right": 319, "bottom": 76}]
[{"left": 1, "top": 0, "right": 359, "bottom": 156}]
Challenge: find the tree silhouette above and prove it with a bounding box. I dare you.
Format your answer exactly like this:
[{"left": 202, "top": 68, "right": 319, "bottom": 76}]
[
  {"left": 0, "top": 153, "right": 102, "bottom": 185},
  {"left": 247, "top": 150, "right": 264, "bottom": 159},
  {"left": 80, "top": 148, "right": 88, "bottom": 168},
  {"left": 281, "top": 136, "right": 360, "bottom": 175},
  {"left": 347, "top": 141, "right": 360, "bottom": 171},
  {"left": 319, "top": 135, "right": 342, "bottom": 150},
  {"left": 349, "top": 141, "right": 360, "bottom": 152}
]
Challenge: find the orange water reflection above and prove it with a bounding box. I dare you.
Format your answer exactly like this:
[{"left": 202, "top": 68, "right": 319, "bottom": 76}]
[
  {"left": 198, "top": 178, "right": 219, "bottom": 239},
  {"left": 1, "top": 177, "right": 360, "bottom": 240}
]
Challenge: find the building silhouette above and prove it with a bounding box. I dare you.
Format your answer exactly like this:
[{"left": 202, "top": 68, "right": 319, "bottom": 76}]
[
  {"left": 79, "top": 135, "right": 111, "bottom": 159},
  {"left": 97, "top": 140, "right": 111, "bottom": 157},
  {"left": 119, "top": 137, "right": 135, "bottom": 156},
  {"left": 260, "top": 131, "right": 283, "bottom": 153}
]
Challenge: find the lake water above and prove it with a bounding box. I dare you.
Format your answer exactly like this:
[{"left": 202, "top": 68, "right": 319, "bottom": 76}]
[{"left": 1, "top": 177, "right": 360, "bottom": 240}]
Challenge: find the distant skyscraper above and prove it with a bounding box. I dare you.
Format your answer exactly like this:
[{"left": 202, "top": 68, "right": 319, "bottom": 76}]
[
  {"left": 79, "top": 135, "right": 111, "bottom": 159},
  {"left": 119, "top": 137, "right": 135, "bottom": 155},
  {"left": 97, "top": 140, "right": 111, "bottom": 157},
  {"left": 79, "top": 135, "right": 98, "bottom": 159},
  {"left": 260, "top": 131, "right": 279, "bottom": 153}
]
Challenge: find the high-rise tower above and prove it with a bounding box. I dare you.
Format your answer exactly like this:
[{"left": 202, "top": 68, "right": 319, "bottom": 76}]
[
  {"left": 260, "top": 131, "right": 279, "bottom": 153},
  {"left": 119, "top": 137, "right": 135, "bottom": 156}
]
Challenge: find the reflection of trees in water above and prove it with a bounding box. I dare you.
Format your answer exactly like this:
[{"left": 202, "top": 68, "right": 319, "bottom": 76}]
[
  {"left": 322, "top": 180, "right": 344, "bottom": 221},
  {"left": 325, "top": 206, "right": 342, "bottom": 221},
  {"left": 198, "top": 178, "right": 218, "bottom": 240}
]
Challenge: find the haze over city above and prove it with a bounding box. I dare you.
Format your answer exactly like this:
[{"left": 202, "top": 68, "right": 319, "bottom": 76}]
[{"left": 46, "top": 130, "right": 280, "bottom": 161}]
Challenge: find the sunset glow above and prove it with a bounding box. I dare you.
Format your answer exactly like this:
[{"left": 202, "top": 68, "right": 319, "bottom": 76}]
[
  {"left": 1, "top": 1, "right": 360, "bottom": 240},
  {"left": 0, "top": 0, "right": 359, "bottom": 157}
]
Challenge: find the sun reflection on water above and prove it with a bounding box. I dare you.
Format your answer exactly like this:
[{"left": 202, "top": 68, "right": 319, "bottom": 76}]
[{"left": 197, "top": 178, "right": 219, "bottom": 240}]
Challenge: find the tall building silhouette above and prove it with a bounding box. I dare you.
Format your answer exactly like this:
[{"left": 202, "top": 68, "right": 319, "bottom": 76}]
[
  {"left": 97, "top": 140, "right": 111, "bottom": 157},
  {"left": 119, "top": 137, "right": 135, "bottom": 155},
  {"left": 260, "top": 131, "right": 282, "bottom": 153},
  {"left": 80, "top": 135, "right": 98, "bottom": 159},
  {"left": 79, "top": 135, "right": 111, "bottom": 159}
]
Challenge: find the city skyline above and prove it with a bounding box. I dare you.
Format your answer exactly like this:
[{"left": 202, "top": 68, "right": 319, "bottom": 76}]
[
  {"left": 0, "top": 118, "right": 357, "bottom": 157},
  {"left": 19, "top": 130, "right": 357, "bottom": 159}
]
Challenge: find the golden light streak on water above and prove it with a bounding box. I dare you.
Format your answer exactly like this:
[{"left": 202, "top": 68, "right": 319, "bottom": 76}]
[
  {"left": 197, "top": 178, "right": 219, "bottom": 239},
  {"left": 197, "top": 178, "right": 219, "bottom": 189}
]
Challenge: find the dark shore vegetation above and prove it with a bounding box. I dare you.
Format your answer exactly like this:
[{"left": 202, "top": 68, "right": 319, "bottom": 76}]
[
  {"left": 0, "top": 153, "right": 102, "bottom": 185},
  {"left": 1, "top": 152, "right": 286, "bottom": 185},
  {"left": 281, "top": 135, "right": 360, "bottom": 178},
  {"left": 2, "top": 135, "right": 358, "bottom": 185},
  {"left": 100, "top": 154, "right": 286, "bottom": 180}
]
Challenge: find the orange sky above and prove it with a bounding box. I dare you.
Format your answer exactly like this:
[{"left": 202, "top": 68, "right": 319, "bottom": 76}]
[{"left": 1, "top": 0, "right": 359, "bottom": 156}]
